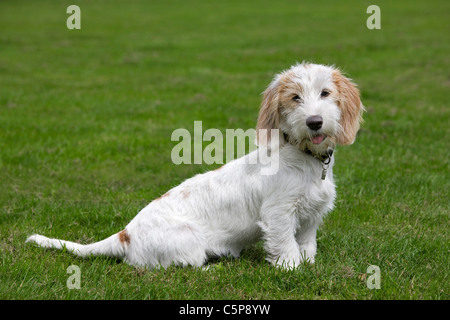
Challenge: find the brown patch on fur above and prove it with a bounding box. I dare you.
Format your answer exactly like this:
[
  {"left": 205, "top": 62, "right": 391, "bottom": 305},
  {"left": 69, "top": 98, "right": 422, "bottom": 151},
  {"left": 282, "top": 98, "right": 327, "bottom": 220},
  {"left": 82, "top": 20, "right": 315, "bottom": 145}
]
[
  {"left": 181, "top": 189, "right": 190, "bottom": 199},
  {"left": 118, "top": 229, "right": 130, "bottom": 246},
  {"left": 332, "top": 70, "right": 364, "bottom": 145},
  {"left": 213, "top": 164, "right": 225, "bottom": 172},
  {"left": 154, "top": 191, "right": 170, "bottom": 201}
]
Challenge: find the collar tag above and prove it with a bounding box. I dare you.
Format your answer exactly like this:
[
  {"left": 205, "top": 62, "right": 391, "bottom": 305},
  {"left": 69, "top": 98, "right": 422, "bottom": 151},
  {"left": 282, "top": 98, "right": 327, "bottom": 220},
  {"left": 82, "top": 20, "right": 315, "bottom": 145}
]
[
  {"left": 320, "top": 149, "right": 333, "bottom": 180},
  {"left": 321, "top": 162, "right": 329, "bottom": 180}
]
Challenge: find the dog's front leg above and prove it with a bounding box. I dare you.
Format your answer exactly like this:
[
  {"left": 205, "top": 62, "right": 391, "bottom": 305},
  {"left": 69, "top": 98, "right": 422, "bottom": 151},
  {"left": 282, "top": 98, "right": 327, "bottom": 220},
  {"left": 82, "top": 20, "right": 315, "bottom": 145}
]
[
  {"left": 295, "top": 220, "right": 320, "bottom": 264},
  {"left": 258, "top": 206, "right": 301, "bottom": 269}
]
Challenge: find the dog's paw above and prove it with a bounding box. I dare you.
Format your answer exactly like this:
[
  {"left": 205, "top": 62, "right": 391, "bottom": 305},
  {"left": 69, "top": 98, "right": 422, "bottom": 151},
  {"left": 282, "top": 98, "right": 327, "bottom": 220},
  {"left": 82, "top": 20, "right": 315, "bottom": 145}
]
[
  {"left": 298, "top": 243, "right": 316, "bottom": 264},
  {"left": 299, "top": 255, "right": 315, "bottom": 264},
  {"left": 272, "top": 258, "right": 301, "bottom": 270},
  {"left": 270, "top": 253, "right": 315, "bottom": 270}
]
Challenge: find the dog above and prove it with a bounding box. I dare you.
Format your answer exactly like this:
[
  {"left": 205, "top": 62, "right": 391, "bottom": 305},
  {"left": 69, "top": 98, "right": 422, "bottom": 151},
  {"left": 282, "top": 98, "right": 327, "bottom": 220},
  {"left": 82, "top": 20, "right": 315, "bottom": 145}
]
[{"left": 27, "top": 62, "right": 364, "bottom": 269}]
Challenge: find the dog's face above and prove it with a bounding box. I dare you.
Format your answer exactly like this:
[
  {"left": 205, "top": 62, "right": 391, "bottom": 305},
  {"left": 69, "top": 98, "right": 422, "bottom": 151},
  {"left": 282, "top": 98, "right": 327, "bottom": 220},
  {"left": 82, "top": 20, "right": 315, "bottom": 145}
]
[{"left": 256, "top": 63, "right": 364, "bottom": 158}]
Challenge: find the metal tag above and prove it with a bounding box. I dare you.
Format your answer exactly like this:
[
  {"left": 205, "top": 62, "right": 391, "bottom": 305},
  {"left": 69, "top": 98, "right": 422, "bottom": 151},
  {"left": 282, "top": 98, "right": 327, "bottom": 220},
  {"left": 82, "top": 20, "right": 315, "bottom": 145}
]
[{"left": 321, "top": 167, "right": 328, "bottom": 180}]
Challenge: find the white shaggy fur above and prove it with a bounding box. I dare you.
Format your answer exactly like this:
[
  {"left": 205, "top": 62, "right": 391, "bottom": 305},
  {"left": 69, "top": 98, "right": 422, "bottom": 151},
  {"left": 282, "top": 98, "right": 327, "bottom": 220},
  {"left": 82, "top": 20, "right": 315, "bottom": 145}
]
[{"left": 26, "top": 62, "right": 364, "bottom": 270}]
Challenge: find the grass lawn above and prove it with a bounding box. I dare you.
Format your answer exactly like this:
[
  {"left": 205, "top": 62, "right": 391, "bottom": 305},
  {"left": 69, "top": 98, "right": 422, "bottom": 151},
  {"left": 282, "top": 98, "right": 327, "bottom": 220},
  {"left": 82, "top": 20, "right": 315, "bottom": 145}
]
[{"left": 0, "top": 0, "right": 448, "bottom": 300}]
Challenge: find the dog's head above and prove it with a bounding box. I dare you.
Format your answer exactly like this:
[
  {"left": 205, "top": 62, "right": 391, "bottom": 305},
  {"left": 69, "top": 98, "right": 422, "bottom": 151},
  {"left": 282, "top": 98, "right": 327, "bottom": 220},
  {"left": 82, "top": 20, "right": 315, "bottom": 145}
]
[{"left": 256, "top": 62, "right": 365, "bottom": 158}]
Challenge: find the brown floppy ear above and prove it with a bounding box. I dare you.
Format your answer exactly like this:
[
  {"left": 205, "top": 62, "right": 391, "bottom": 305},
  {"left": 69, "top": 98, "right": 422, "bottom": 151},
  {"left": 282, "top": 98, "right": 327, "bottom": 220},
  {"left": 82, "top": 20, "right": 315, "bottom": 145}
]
[
  {"left": 332, "top": 70, "right": 365, "bottom": 145},
  {"left": 256, "top": 80, "right": 280, "bottom": 146}
]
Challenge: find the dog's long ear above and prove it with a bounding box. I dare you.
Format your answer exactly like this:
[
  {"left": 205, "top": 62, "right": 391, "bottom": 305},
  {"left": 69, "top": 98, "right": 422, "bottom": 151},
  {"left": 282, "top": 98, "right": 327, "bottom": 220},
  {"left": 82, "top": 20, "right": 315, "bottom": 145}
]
[
  {"left": 332, "top": 70, "right": 365, "bottom": 145},
  {"left": 256, "top": 79, "right": 280, "bottom": 146}
]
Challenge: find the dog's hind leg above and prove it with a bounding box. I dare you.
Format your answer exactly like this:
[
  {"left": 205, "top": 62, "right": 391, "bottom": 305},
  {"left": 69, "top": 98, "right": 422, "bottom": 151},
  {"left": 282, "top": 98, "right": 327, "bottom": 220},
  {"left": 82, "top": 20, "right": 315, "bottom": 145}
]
[{"left": 123, "top": 222, "right": 208, "bottom": 269}]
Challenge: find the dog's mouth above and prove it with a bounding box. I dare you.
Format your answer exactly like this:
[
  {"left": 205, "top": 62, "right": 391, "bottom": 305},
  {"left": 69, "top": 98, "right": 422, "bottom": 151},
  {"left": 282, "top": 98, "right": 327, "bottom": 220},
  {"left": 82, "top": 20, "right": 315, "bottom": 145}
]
[{"left": 311, "top": 134, "right": 326, "bottom": 145}]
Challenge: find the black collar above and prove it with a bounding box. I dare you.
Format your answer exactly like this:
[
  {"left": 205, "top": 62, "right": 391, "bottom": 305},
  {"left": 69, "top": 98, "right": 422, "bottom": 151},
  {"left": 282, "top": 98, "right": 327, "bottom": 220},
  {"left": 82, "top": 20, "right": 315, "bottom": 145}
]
[{"left": 283, "top": 132, "right": 333, "bottom": 164}]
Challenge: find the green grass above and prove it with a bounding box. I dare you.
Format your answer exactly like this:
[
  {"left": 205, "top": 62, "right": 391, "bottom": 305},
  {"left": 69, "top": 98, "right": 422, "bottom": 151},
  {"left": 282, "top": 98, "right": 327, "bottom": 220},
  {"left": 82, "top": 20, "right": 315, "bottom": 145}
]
[{"left": 0, "top": 0, "right": 448, "bottom": 300}]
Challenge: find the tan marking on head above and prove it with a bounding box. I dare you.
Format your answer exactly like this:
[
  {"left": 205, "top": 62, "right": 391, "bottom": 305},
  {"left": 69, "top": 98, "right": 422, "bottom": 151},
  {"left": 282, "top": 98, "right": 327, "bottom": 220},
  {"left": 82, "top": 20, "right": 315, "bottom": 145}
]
[
  {"left": 118, "top": 229, "right": 130, "bottom": 246},
  {"left": 277, "top": 72, "right": 305, "bottom": 110},
  {"left": 332, "top": 70, "right": 365, "bottom": 145},
  {"left": 256, "top": 70, "right": 306, "bottom": 146},
  {"left": 256, "top": 79, "right": 280, "bottom": 146}
]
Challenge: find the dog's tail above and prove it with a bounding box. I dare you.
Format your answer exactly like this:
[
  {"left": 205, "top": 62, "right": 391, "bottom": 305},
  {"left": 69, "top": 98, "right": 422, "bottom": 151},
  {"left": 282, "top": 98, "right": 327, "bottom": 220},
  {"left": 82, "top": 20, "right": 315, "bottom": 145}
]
[{"left": 26, "top": 231, "right": 128, "bottom": 259}]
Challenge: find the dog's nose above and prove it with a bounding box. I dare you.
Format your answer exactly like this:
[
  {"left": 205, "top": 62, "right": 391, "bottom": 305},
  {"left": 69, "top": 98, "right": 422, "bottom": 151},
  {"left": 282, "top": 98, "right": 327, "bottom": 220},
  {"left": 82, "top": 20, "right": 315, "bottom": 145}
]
[{"left": 306, "top": 115, "right": 323, "bottom": 131}]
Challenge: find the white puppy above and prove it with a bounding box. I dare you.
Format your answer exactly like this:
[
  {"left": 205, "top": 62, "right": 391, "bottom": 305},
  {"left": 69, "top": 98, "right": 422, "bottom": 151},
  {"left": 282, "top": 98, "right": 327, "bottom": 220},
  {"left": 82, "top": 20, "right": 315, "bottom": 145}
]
[{"left": 27, "top": 62, "right": 364, "bottom": 269}]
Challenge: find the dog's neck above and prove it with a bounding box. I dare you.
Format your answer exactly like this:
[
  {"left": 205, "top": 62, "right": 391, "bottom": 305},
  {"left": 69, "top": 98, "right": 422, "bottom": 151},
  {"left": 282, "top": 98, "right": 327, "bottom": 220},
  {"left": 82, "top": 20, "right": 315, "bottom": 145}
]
[
  {"left": 282, "top": 131, "right": 334, "bottom": 180},
  {"left": 282, "top": 132, "right": 333, "bottom": 163},
  {"left": 302, "top": 145, "right": 332, "bottom": 163}
]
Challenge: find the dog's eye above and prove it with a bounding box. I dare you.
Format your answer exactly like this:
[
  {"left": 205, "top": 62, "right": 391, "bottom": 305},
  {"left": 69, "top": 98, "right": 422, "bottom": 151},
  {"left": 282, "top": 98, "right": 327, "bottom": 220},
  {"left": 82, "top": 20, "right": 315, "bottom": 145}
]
[
  {"left": 292, "top": 95, "right": 302, "bottom": 102},
  {"left": 320, "top": 90, "right": 330, "bottom": 98}
]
